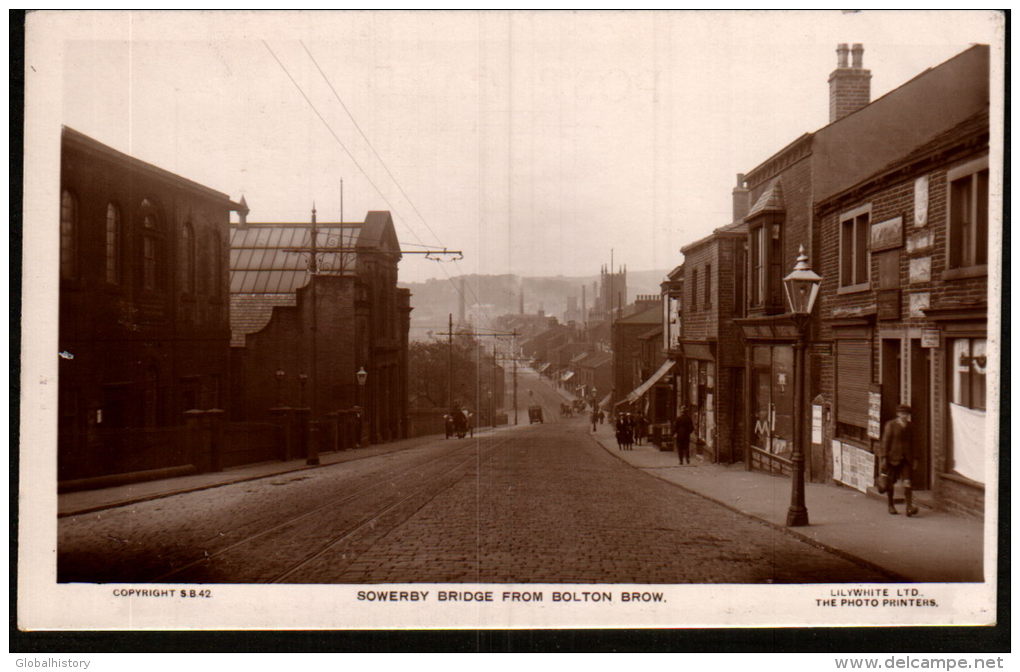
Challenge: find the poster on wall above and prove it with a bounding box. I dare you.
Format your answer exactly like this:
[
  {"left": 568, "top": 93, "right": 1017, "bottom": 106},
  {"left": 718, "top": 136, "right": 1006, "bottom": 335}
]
[
  {"left": 837, "top": 442, "right": 876, "bottom": 493},
  {"left": 867, "top": 384, "right": 882, "bottom": 440}
]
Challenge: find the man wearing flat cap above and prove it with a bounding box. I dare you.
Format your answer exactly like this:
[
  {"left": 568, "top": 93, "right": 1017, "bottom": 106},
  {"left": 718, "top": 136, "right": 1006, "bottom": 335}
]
[{"left": 878, "top": 404, "right": 919, "bottom": 517}]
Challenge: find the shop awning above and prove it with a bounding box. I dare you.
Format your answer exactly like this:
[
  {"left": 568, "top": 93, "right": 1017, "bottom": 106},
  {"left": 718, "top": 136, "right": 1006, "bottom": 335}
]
[
  {"left": 616, "top": 360, "right": 675, "bottom": 406},
  {"left": 537, "top": 362, "right": 552, "bottom": 373},
  {"left": 560, "top": 371, "right": 576, "bottom": 382}
]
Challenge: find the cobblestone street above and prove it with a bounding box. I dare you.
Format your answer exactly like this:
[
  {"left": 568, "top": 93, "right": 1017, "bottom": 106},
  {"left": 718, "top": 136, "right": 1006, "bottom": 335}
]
[{"left": 59, "top": 375, "right": 888, "bottom": 584}]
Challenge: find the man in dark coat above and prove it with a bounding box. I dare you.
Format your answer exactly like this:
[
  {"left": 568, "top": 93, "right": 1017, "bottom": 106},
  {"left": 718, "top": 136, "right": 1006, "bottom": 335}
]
[
  {"left": 878, "top": 404, "right": 919, "bottom": 517},
  {"left": 673, "top": 406, "right": 694, "bottom": 465}
]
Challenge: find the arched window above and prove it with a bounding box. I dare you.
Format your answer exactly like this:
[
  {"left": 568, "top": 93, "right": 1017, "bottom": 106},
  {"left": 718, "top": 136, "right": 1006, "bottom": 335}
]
[
  {"left": 60, "top": 190, "right": 78, "bottom": 280},
  {"left": 105, "top": 203, "right": 121, "bottom": 284},
  {"left": 182, "top": 222, "right": 195, "bottom": 294},
  {"left": 209, "top": 229, "right": 222, "bottom": 298},
  {"left": 139, "top": 198, "right": 164, "bottom": 292}
]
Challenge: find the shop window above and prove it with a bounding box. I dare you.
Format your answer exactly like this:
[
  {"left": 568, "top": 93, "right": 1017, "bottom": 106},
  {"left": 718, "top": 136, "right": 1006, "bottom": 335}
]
[
  {"left": 105, "top": 203, "right": 121, "bottom": 285},
  {"left": 949, "top": 338, "right": 986, "bottom": 483},
  {"left": 948, "top": 157, "right": 989, "bottom": 271},
  {"left": 750, "top": 345, "right": 793, "bottom": 456},
  {"left": 839, "top": 205, "right": 870, "bottom": 291},
  {"left": 60, "top": 190, "right": 78, "bottom": 280}
]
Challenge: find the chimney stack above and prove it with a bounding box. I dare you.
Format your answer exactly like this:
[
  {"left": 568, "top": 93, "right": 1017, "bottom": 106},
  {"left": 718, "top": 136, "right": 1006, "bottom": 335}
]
[
  {"left": 732, "top": 173, "right": 751, "bottom": 222},
  {"left": 828, "top": 42, "right": 871, "bottom": 123}
]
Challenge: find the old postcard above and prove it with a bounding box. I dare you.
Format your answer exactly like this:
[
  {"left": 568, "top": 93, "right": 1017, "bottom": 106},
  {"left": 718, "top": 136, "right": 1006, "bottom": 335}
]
[{"left": 18, "top": 10, "right": 1004, "bottom": 631}]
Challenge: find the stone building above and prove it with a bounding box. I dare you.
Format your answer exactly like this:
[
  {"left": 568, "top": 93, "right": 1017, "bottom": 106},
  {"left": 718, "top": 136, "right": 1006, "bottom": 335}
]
[
  {"left": 734, "top": 44, "right": 990, "bottom": 482},
  {"left": 815, "top": 109, "right": 990, "bottom": 516},
  {"left": 229, "top": 210, "right": 411, "bottom": 445},
  {"left": 58, "top": 127, "right": 244, "bottom": 482},
  {"left": 611, "top": 297, "right": 663, "bottom": 411}
]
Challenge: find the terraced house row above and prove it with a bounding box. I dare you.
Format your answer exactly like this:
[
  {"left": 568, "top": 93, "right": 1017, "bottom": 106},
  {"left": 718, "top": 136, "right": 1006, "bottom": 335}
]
[{"left": 653, "top": 44, "right": 993, "bottom": 517}]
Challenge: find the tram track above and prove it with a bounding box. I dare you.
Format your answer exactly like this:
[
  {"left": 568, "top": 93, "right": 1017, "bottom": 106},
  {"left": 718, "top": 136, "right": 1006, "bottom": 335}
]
[{"left": 149, "top": 433, "right": 514, "bottom": 583}]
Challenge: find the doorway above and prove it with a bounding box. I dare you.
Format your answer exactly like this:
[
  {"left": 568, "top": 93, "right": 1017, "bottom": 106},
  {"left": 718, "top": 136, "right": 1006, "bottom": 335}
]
[{"left": 909, "top": 340, "right": 932, "bottom": 490}]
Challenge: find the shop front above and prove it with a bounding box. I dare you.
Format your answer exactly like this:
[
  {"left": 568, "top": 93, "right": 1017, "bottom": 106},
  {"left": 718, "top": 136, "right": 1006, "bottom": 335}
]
[{"left": 736, "top": 316, "right": 804, "bottom": 476}]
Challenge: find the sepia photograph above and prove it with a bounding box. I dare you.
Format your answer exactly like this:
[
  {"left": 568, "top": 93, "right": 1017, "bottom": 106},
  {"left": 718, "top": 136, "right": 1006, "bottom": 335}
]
[{"left": 18, "top": 9, "right": 1004, "bottom": 632}]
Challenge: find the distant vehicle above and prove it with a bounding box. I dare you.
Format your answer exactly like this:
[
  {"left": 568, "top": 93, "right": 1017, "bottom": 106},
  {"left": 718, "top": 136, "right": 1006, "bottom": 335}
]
[
  {"left": 528, "top": 405, "right": 544, "bottom": 424},
  {"left": 451, "top": 409, "right": 469, "bottom": 438}
]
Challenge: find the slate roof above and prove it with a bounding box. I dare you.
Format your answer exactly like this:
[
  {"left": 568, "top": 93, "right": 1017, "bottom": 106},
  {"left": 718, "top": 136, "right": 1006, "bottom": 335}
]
[
  {"left": 747, "top": 179, "right": 786, "bottom": 217},
  {"left": 229, "top": 293, "right": 297, "bottom": 347}
]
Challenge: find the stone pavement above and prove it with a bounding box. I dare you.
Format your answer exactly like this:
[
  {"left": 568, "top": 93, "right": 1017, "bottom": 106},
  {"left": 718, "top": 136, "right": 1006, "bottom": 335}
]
[
  {"left": 587, "top": 421, "right": 986, "bottom": 583},
  {"left": 57, "top": 425, "right": 519, "bottom": 518}
]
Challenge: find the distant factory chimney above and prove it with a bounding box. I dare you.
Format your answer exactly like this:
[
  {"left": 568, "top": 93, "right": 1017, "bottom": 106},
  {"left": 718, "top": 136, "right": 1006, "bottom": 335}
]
[{"left": 459, "top": 277, "right": 466, "bottom": 323}]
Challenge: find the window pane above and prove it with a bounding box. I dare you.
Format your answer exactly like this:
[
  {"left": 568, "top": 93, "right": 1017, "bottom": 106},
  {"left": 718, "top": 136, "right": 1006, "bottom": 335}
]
[
  {"left": 855, "top": 214, "right": 869, "bottom": 284},
  {"left": 841, "top": 219, "right": 853, "bottom": 286},
  {"left": 972, "top": 339, "right": 987, "bottom": 411},
  {"left": 976, "top": 170, "right": 988, "bottom": 265},
  {"left": 950, "top": 178, "right": 969, "bottom": 267}
]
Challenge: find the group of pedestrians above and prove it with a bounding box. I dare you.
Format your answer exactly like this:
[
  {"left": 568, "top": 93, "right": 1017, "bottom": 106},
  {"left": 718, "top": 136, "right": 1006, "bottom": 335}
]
[{"left": 613, "top": 412, "right": 648, "bottom": 451}]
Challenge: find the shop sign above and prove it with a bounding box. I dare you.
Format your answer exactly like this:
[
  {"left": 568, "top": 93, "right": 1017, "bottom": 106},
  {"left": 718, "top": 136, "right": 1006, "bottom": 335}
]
[
  {"left": 871, "top": 216, "right": 904, "bottom": 252},
  {"left": 867, "top": 384, "right": 882, "bottom": 440},
  {"left": 914, "top": 175, "right": 929, "bottom": 227},
  {"left": 811, "top": 403, "right": 823, "bottom": 445},
  {"left": 921, "top": 328, "right": 940, "bottom": 348}
]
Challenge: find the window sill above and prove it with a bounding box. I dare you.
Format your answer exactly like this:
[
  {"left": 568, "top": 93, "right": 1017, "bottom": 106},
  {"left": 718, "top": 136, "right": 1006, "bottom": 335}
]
[
  {"left": 941, "top": 265, "right": 987, "bottom": 282},
  {"left": 836, "top": 283, "right": 870, "bottom": 295}
]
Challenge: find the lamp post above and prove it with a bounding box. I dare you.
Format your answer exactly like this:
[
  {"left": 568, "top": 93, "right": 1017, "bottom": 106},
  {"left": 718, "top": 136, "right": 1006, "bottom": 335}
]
[
  {"left": 356, "top": 366, "right": 368, "bottom": 446},
  {"left": 275, "top": 369, "right": 286, "bottom": 406},
  {"left": 782, "top": 245, "right": 822, "bottom": 527}
]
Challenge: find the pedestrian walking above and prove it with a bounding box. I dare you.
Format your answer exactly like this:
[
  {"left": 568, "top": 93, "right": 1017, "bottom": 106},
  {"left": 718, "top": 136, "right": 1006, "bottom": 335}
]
[
  {"left": 591, "top": 408, "right": 599, "bottom": 432},
  {"left": 878, "top": 405, "right": 919, "bottom": 516},
  {"left": 598, "top": 409, "right": 605, "bottom": 425},
  {"left": 673, "top": 406, "right": 694, "bottom": 464}
]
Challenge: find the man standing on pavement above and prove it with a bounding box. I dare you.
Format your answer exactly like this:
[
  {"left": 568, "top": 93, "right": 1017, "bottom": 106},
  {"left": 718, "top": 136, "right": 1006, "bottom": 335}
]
[
  {"left": 878, "top": 404, "right": 919, "bottom": 517},
  {"left": 673, "top": 405, "right": 694, "bottom": 465},
  {"left": 591, "top": 408, "right": 599, "bottom": 432}
]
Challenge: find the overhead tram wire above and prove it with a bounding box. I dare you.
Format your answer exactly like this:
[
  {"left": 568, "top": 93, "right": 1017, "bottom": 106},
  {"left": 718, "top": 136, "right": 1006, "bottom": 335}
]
[
  {"left": 266, "top": 41, "right": 492, "bottom": 329},
  {"left": 261, "top": 40, "right": 428, "bottom": 249},
  {"left": 300, "top": 40, "right": 444, "bottom": 249},
  {"left": 298, "top": 41, "right": 494, "bottom": 326}
]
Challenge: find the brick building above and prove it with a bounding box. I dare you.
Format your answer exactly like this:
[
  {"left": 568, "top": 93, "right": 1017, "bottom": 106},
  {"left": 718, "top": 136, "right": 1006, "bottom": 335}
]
[
  {"left": 677, "top": 217, "right": 747, "bottom": 463},
  {"left": 816, "top": 110, "right": 990, "bottom": 516},
  {"left": 58, "top": 127, "right": 243, "bottom": 482},
  {"left": 735, "top": 44, "right": 990, "bottom": 482},
  {"left": 611, "top": 297, "right": 663, "bottom": 412},
  {"left": 229, "top": 210, "right": 411, "bottom": 445}
]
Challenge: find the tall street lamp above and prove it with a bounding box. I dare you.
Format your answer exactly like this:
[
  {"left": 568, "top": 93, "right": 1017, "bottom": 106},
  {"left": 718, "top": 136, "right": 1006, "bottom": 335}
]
[{"left": 783, "top": 245, "right": 822, "bottom": 527}]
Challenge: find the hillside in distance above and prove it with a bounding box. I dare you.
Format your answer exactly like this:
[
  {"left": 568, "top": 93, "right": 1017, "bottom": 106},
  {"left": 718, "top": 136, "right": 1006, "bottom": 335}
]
[{"left": 400, "top": 269, "right": 669, "bottom": 339}]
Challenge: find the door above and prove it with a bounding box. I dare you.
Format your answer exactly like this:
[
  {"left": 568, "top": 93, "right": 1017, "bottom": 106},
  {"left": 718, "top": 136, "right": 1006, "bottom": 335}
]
[
  {"left": 880, "top": 339, "right": 901, "bottom": 429},
  {"left": 910, "top": 340, "right": 932, "bottom": 490}
]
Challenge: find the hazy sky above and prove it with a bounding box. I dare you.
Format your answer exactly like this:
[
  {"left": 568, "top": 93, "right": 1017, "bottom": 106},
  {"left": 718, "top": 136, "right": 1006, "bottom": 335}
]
[{"left": 48, "top": 10, "right": 1001, "bottom": 284}]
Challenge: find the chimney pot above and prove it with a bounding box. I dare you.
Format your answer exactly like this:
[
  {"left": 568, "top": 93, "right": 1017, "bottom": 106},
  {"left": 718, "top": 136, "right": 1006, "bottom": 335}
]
[
  {"left": 851, "top": 43, "right": 864, "bottom": 68},
  {"left": 836, "top": 43, "right": 849, "bottom": 68}
]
